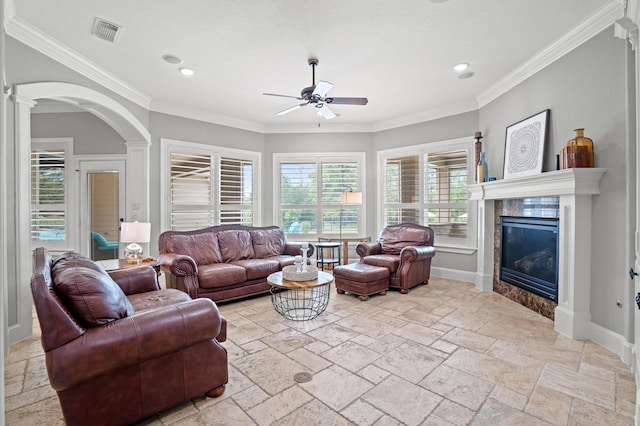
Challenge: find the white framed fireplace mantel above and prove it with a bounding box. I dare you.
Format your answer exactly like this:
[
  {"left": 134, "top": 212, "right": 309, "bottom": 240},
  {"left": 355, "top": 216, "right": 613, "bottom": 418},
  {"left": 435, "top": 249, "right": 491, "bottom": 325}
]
[{"left": 468, "top": 168, "right": 606, "bottom": 339}]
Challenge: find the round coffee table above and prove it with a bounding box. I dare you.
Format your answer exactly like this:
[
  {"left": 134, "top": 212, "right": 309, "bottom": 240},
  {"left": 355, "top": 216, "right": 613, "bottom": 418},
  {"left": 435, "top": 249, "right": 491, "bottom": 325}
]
[{"left": 267, "top": 271, "right": 334, "bottom": 321}]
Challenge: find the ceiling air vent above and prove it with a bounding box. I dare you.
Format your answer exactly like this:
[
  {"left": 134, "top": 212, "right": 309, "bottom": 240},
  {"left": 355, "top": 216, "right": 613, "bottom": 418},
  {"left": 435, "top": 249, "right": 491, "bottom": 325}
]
[{"left": 92, "top": 18, "right": 122, "bottom": 43}]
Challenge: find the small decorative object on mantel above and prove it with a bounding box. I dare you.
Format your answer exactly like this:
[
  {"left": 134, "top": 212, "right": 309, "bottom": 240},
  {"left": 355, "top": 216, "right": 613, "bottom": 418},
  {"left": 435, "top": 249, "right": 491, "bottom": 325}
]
[
  {"left": 561, "top": 128, "right": 594, "bottom": 169},
  {"left": 503, "top": 109, "right": 549, "bottom": 179},
  {"left": 477, "top": 151, "right": 488, "bottom": 183},
  {"left": 474, "top": 131, "right": 483, "bottom": 180}
]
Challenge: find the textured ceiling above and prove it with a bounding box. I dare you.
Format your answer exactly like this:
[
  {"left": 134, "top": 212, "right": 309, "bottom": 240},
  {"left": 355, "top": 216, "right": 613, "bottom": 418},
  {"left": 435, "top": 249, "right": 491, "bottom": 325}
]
[{"left": 9, "top": 0, "right": 618, "bottom": 130}]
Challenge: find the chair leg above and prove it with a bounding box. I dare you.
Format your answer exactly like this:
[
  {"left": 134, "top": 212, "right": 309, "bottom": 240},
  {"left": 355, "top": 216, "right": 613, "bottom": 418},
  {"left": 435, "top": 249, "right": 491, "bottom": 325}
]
[
  {"left": 206, "top": 384, "right": 226, "bottom": 398},
  {"left": 399, "top": 288, "right": 409, "bottom": 295}
]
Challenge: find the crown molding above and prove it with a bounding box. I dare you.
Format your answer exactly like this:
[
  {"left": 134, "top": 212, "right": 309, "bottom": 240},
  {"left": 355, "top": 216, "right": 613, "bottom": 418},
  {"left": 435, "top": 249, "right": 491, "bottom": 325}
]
[
  {"left": 371, "top": 99, "right": 478, "bottom": 133},
  {"left": 150, "top": 100, "right": 265, "bottom": 134},
  {"left": 628, "top": 0, "right": 640, "bottom": 26},
  {"left": 476, "top": 0, "right": 625, "bottom": 108},
  {"left": 6, "top": 15, "right": 152, "bottom": 109}
]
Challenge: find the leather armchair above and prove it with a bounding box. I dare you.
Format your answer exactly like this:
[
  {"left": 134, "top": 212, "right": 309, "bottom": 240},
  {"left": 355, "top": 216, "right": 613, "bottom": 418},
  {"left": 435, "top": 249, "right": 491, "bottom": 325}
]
[
  {"left": 356, "top": 223, "right": 435, "bottom": 294},
  {"left": 30, "top": 248, "right": 228, "bottom": 426}
]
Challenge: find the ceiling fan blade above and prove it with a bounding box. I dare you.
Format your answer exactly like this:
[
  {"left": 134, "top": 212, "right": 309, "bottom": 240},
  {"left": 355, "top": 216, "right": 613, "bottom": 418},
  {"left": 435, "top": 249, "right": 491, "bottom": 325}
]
[
  {"left": 326, "top": 97, "right": 368, "bottom": 105},
  {"left": 276, "top": 103, "right": 308, "bottom": 116},
  {"left": 263, "top": 93, "right": 304, "bottom": 100},
  {"left": 312, "top": 80, "right": 333, "bottom": 98},
  {"left": 316, "top": 104, "right": 337, "bottom": 120}
]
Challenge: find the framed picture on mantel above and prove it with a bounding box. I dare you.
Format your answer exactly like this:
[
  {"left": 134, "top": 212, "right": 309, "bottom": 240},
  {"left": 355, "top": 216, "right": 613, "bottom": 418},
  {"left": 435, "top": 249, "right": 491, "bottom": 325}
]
[{"left": 503, "top": 109, "right": 549, "bottom": 179}]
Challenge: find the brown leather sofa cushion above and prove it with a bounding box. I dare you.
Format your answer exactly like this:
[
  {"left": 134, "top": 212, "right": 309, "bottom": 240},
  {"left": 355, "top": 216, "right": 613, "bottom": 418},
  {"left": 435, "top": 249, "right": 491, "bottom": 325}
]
[
  {"left": 379, "top": 225, "right": 430, "bottom": 254},
  {"left": 198, "top": 263, "right": 247, "bottom": 288},
  {"left": 250, "top": 227, "right": 286, "bottom": 258},
  {"left": 162, "top": 232, "right": 223, "bottom": 264},
  {"left": 218, "top": 229, "right": 255, "bottom": 261},
  {"left": 54, "top": 265, "right": 135, "bottom": 328}
]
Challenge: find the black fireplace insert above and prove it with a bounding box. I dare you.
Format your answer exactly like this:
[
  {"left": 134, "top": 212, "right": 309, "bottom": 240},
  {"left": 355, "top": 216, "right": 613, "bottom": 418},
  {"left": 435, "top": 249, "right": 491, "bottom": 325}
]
[{"left": 500, "top": 216, "right": 559, "bottom": 302}]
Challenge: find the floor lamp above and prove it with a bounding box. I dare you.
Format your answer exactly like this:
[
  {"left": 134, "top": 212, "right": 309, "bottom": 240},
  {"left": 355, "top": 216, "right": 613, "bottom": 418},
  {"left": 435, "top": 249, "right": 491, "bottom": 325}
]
[{"left": 340, "top": 190, "right": 363, "bottom": 263}]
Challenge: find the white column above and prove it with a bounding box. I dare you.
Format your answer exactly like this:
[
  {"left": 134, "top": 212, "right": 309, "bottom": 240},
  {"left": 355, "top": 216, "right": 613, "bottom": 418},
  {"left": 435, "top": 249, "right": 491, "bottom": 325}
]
[
  {"left": 476, "top": 198, "right": 495, "bottom": 291},
  {"left": 125, "top": 140, "right": 151, "bottom": 252},
  {"left": 10, "top": 94, "right": 36, "bottom": 343},
  {"left": 554, "top": 194, "right": 592, "bottom": 339}
]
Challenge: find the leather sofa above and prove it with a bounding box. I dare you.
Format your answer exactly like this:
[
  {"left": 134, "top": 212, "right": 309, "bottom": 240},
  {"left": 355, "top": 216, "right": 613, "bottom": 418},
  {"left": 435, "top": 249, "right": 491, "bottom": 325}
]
[
  {"left": 30, "top": 248, "right": 228, "bottom": 426},
  {"left": 158, "top": 225, "right": 314, "bottom": 303},
  {"left": 356, "top": 223, "right": 436, "bottom": 294}
]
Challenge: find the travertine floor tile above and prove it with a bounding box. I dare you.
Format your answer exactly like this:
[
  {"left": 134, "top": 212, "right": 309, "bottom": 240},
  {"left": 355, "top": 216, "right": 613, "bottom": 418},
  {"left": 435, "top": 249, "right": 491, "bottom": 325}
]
[
  {"left": 6, "top": 277, "right": 634, "bottom": 426},
  {"left": 538, "top": 363, "right": 616, "bottom": 410},
  {"left": 299, "top": 365, "right": 373, "bottom": 411},
  {"left": 420, "top": 364, "right": 494, "bottom": 410},
  {"left": 362, "top": 375, "right": 442, "bottom": 426}
]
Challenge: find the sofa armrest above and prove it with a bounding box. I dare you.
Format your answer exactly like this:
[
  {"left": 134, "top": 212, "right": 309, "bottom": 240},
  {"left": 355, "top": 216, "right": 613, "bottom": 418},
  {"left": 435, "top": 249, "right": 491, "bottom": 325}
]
[
  {"left": 284, "top": 242, "right": 315, "bottom": 257},
  {"left": 399, "top": 245, "right": 436, "bottom": 263},
  {"left": 158, "top": 252, "right": 199, "bottom": 298},
  {"left": 109, "top": 266, "right": 160, "bottom": 295},
  {"left": 356, "top": 242, "right": 381, "bottom": 258},
  {"left": 47, "top": 299, "right": 223, "bottom": 391}
]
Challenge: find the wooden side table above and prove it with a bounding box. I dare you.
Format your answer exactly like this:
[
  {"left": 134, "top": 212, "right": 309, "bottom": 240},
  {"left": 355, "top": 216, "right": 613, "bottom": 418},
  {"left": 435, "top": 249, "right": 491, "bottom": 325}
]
[
  {"left": 98, "top": 258, "right": 161, "bottom": 276},
  {"left": 318, "top": 237, "right": 371, "bottom": 264}
]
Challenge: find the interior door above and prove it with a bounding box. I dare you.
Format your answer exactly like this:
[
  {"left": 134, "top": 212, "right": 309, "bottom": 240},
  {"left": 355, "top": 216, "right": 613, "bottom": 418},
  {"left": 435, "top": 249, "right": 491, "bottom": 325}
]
[{"left": 79, "top": 160, "right": 126, "bottom": 259}]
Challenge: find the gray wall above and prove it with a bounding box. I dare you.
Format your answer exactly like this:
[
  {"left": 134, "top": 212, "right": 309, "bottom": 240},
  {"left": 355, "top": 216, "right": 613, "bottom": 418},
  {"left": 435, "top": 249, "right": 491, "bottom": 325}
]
[
  {"left": 479, "top": 27, "right": 634, "bottom": 336},
  {"left": 31, "top": 111, "right": 126, "bottom": 154}
]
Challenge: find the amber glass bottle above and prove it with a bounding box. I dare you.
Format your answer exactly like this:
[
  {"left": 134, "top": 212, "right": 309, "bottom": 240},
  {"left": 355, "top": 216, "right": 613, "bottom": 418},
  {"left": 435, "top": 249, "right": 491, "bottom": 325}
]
[{"left": 565, "top": 128, "right": 594, "bottom": 168}]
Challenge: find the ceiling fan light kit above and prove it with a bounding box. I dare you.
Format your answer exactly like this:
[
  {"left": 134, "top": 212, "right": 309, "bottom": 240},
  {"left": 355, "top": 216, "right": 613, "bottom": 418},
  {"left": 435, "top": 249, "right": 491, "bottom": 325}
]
[{"left": 263, "top": 58, "right": 368, "bottom": 120}]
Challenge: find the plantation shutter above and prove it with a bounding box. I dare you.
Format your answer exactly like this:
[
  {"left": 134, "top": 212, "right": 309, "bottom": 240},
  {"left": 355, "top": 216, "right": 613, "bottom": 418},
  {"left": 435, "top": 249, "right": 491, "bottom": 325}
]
[
  {"left": 169, "top": 152, "right": 214, "bottom": 230},
  {"left": 219, "top": 156, "right": 253, "bottom": 225},
  {"left": 321, "top": 162, "right": 359, "bottom": 235},
  {"left": 384, "top": 155, "right": 420, "bottom": 224},
  {"left": 424, "top": 149, "right": 468, "bottom": 238},
  {"left": 280, "top": 162, "right": 318, "bottom": 234},
  {"left": 31, "top": 147, "right": 66, "bottom": 241}
]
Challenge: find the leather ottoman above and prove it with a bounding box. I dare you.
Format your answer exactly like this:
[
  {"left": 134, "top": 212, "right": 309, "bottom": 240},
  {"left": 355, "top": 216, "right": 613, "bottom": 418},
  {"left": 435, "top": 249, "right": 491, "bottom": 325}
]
[{"left": 334, "top": 263, "right": 389, "bottom": 301}]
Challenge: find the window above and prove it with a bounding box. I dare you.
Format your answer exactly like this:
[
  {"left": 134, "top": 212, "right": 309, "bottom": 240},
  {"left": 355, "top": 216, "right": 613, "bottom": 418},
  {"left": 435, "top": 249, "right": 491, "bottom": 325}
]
[
  {"left": 31, "top": 139, "right": 72, "bottom": 244},
  {"left": 379, "top": 138, "right": 474, "bottom": 248},
  {"left": 163, "top": 139, "right": 260, "bottom": 231},
  {"left": 275, "top": 153, "right": 365, "bottom": 238}
]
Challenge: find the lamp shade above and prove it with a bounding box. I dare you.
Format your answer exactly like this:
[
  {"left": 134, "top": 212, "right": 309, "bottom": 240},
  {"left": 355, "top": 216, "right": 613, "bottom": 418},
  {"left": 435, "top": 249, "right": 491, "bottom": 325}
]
[
  {"left": 340, "top": 191, "right": 362, "bottom": 205},
  {"left": 120, "top": 222, "right": 151, "bottom": 243}
]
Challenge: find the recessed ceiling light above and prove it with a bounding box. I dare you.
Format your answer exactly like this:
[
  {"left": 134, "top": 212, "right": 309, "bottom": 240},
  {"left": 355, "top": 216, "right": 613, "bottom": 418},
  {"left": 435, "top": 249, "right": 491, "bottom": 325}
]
[
  {"left": 162, "top": 54, "right": 183, "bottom": 65},
  {"left": 179, "top": 67, "right": 195, "bottom": 76},
  {"left": 457, "top": 72, "right": 475, "bottom": 80},
  {"left": 453, "top": 63, "right": 469, "bottom": 72}
]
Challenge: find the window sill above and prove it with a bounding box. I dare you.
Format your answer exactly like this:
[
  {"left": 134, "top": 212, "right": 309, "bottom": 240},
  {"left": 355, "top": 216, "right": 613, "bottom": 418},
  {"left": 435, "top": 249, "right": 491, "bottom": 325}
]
[{"left": 434, "top": 244, "right": 477, "bottom": 255}]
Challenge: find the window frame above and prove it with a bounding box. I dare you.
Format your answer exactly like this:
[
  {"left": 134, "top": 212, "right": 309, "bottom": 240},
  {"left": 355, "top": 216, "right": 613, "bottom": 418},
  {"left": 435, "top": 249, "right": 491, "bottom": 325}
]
[
  {"left": 160, "top": 138, "right": 262, "bottom": 231},
  {"left": 273, "top": 152, "right": 366, "bottom": 240},
  {"left": 377, "top": 137, "right": 476, "bottom": 253}
]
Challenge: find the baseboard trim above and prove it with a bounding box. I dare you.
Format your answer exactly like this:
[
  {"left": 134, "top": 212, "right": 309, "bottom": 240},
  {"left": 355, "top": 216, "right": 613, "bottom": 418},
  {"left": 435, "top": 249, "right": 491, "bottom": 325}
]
[
  {"left": 589, "top": 321, "right": 634, "bottom": 366},
  {"left": 430, "top": 267, "right": 477, "bottom": 284}
]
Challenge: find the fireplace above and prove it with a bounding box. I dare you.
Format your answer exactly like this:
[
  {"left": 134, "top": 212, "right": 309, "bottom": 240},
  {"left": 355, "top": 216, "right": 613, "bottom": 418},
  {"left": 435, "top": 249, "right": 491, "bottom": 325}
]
[{"left": 500, "top": 216, "right": 559, "bottom": 302}]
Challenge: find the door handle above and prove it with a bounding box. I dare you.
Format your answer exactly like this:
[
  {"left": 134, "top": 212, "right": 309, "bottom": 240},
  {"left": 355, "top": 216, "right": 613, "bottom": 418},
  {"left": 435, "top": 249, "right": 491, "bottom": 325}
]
[{"left": 631, "top": 268, "right": 639, "bottom": 280}]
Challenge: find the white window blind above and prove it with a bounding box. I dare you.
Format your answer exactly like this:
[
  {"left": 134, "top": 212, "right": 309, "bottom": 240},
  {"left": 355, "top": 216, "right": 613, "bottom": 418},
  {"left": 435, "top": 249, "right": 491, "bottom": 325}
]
[
  {"left": 425, "top": 149, "right": 468, "bottom": 239},
  {"left": 380, "top": 139, "right": 472, "bottom": 246},
  {"left": 31, "top": 147, "right": 66, "bottom": 241},
  {"left": 168, "top": 146, "right": 257, "bottom": 231},
  {"left": 219, "top": 156, "right": 254, "bottom": 225},
  {"left": 276, "top": 154, "right": 364, "bottom": 237}
]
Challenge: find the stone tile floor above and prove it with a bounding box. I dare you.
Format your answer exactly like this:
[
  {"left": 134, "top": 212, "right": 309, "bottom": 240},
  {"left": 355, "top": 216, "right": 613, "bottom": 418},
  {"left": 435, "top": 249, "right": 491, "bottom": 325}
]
[{"left": 5, "top": 277, "right": 636, "bottom": 425}]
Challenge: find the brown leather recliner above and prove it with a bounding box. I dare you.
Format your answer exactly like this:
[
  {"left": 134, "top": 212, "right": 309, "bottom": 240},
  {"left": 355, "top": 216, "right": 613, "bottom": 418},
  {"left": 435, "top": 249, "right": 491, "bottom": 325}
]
[
  {"left": 30, "top": 248, "right": 228, "bottom": 426},
  {"left": 356, "top": 223, "right": 436, "bottom": 294}
]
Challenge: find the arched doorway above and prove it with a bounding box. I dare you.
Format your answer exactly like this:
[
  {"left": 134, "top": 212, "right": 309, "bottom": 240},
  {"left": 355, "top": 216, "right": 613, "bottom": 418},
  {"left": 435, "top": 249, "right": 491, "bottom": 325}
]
[{"left": 9, "top": 82, "right": 150, "bottom": 343}]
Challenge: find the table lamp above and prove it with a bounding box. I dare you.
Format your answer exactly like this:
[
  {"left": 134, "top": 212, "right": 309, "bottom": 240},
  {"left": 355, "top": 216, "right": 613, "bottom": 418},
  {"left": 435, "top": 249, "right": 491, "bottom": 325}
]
[
  {"left": 121, "top": 221, "right": 151, "bottom": 264},
  {"left": 339, "top": 190, "right": 362, "bottom": 242}
]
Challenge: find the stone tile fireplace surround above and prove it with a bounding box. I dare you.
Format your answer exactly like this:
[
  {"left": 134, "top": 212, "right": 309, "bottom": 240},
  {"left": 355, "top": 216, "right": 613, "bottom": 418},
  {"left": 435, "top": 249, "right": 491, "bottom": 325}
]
[{"left": 469, "top": 168, "right": 606, "bottom": 339}]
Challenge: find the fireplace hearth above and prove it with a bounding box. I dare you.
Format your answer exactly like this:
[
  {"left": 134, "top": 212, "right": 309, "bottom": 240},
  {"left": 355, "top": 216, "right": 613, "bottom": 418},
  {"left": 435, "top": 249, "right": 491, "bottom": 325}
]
[{"left": 500, "top": 216, "right": 559, "bottom": 302}]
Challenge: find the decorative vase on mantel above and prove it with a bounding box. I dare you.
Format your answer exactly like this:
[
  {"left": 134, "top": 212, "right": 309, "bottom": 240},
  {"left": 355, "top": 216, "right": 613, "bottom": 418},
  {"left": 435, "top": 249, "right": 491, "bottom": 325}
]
[{"left": 562, "top": 128, "right": 594, "bottom": 169}]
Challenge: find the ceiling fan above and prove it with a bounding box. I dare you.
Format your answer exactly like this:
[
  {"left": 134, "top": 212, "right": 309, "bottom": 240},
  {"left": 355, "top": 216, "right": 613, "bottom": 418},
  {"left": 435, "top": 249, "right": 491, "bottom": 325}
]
[{"left": 263, "top": 58, "right": 368, "bottom": 120}]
